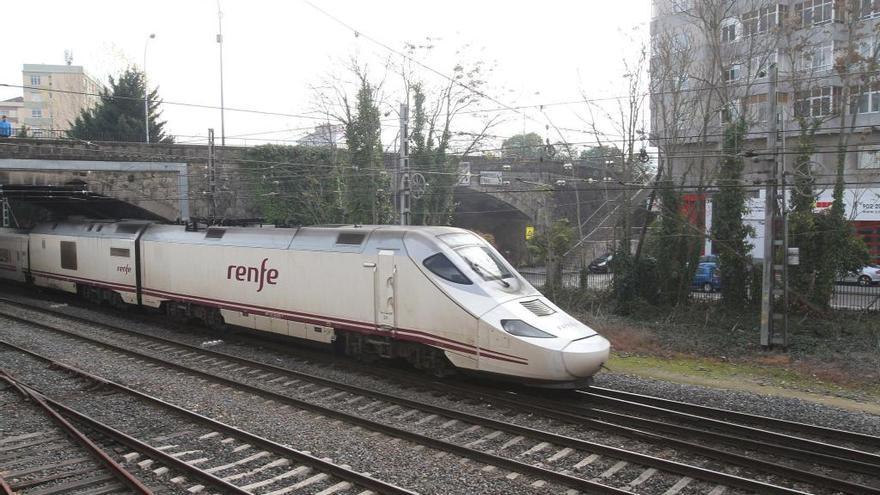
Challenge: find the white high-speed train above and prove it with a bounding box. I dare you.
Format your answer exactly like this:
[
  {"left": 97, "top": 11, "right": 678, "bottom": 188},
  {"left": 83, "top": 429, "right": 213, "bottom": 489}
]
[{"left": 0, "top": 221, "right": 610, "bottom": 387}]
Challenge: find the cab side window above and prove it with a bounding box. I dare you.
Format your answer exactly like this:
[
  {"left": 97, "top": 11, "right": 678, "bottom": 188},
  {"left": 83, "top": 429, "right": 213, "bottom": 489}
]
[{"left": 423, "top": 253, "right": 472, "bottom": 285}]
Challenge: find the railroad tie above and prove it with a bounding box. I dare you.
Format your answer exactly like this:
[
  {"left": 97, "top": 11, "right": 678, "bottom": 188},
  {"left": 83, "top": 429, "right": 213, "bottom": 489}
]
[
  {"left": 446, "top": 424, "right": 481, "bottom": 440},
  {"left": 394, "top": 409, "right": 419, "bottom": 421},
  {"left": 414, "top": 414, "right": 438, "bottom": 425},
  {"left": 519, "top": 441, "right": 550, "bottom": 457},
  {"left": 628, "top": 468, "right": 657, "bottom": 486},
  {"left": 573, "top": 454, "right": 600, "bottom": 469},
  {"left": 315, "top": 481, "right": 353, "bottom": 495},
  {"left": 546, "top": 447, "right": 574, "bottom": 463},
  {"left": 221, "top": 458, "right": 290, "bottom": 482},
  {"left": 598, "top": 461, "right": 628, "bottom": 479},
  {"left": 464, "top": 430, "right": 503, "bottom": 448},
  {"left": 498, "top": 435, "right": 525, "bottom": 451},
  {"left": 663, "top": 477, "right": 693, "bottom": 495},
  {"left": 205, "top": 450, "right": 271, "bottom": 474},
  {"left": 239, "top": 465, "right": 310, "bottom": 491},
  {"left": 265, "top": 473, "right": 328, "bottom": 495}
]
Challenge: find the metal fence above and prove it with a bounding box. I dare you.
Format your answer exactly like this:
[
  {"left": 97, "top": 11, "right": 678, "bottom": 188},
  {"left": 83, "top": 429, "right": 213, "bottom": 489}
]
[{"left": 517, "top": 262, "right": 880, "bottom": 312}]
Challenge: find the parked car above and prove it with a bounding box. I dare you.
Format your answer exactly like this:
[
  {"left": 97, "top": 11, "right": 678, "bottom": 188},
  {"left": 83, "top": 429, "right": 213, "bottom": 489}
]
[
  {"left": 692, "top": 262, "right": 721, "bottom": 292},
  {"left": 839, "top": 265, "right": 880, "bottom": 286},
  {"left": 699, "top": 254, "right": 719, "bottom": 264},
  {"left": 588, "top": 253, "right": 613, "bottom": 273}
]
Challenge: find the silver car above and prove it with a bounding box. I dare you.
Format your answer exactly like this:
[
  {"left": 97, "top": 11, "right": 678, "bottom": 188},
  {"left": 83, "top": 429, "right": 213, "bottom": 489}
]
[{"left": 840, "top": 265, "right": 880, "bottom": 286}]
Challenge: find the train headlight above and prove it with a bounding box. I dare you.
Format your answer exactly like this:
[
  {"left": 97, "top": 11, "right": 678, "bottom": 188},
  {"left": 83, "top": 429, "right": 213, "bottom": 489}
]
[{"left": 500, "top": 319, "right": 555, "bottom": 338}]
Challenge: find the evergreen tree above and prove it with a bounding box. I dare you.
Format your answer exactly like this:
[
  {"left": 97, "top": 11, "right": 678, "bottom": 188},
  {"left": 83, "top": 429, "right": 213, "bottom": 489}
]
[
  {"left": 245, "top": 144, "right": 343, "bottom": 226},
  {"left": 343, "top": 78, "right": 392, "bottom": 224},
  {"left": 712, "top": 118, "right": 752, "bottom": 306},
  {"left": 410, "top": 83, "right": 457, "bottom": 225},
  {"left": 68, "top": 67, "right": 169, "bottom": 143}
]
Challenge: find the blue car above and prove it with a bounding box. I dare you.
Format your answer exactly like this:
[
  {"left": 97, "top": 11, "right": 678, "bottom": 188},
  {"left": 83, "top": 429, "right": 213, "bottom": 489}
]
[{"left": 692, "top": 262, "right": 721, "bottom": 292}]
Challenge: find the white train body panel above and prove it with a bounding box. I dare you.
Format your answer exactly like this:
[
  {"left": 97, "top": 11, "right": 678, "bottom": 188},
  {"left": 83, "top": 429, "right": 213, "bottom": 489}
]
[
  {"left": 20, "top": 220, "right": 611, "bottom": 385},
  {"left": 27, "top": 222, "right": 147, "bottom": 301},
  {"left": 0, "top": 229, "right": 30, "bottom": 283}
]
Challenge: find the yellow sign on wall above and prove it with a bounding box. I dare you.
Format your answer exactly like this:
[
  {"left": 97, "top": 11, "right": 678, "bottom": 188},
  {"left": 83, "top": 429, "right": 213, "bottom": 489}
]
[{"left": 525, "top": 226, "right": 535, "bottom": 240}]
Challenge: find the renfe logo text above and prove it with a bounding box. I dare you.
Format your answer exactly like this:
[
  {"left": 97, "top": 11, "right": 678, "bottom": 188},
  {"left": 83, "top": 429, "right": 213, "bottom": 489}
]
[{"left": 227, "top": 258, "right": 279, "bottom": 292}]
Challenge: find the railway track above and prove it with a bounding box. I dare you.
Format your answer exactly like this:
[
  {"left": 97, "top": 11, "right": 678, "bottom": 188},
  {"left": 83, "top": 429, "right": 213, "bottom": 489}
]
[
  {"left": 0, "top": 341, "right": 416, "bottom": 495},
  {"left": 0, "top": 370, "right": 154, "bottom": 495},
  {"left": 1, "top": 297, "right": 878, "bottom": 494}
]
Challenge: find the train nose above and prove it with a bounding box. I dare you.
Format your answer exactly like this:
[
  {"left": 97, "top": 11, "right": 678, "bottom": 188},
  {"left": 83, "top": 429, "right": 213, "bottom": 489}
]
[{"left": 562, "top": 335, "right": 610, "bottom": 377}]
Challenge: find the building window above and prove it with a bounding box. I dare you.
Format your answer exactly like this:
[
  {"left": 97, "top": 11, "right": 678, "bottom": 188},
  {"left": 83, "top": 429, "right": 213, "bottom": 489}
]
[
  {"left": 859, "top": 149, "right": 880, "bottom": 169},
  {"left": 723, "top": 64, "right": 742, "bottom": 82},
  {"left": 30, "top": 75, "right": 41, "bottom": 86},
  {"left": 750, "top": 52, "right": 777, "bottom": 78},
  {"left": 798, "top": 41, "right": 834, "bottom": 71},
  {"left": 859, "top": 0, "right": 880, "bottom": 19},
  {"left": 670, "top": 31, "right": 692, "bottom": 53},
  {"left": 31, "top": 108, "right": 42, "bottom": 118},
  {"left": 857, "top": 35, "right": 879, "bottom": 61},
  {"left": 794, "top": 86, "right": 839, "bottom": 117},
  {"left": 721, "top": 18, "right": 738, "bottom": 42},
  {"left": 746, "top": 93, "right": 769, "bottom": 122},
  {"left": 720, "top": 103, "right": 739, "bottom": 124},
  {"left": 742, "top": 5, "right": 785, "bottom": 36},
  {"left": 852, "top": 83, "right": 880, "bottom": 114},
  {"left": 794, "top": 0, "right": 838, "bottom": 27},
  {"left": 31, "top": 93, "right": 42, "bottom": 103},
  {"left": 672, "top": 0, "right": 691, "bottom": 13},
  {"left": 0, "top": 110, "right": 7, "bottom": 117}
]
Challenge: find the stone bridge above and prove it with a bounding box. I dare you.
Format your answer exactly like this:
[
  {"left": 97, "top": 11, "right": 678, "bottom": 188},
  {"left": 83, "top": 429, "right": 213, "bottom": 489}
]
[
  {"left": 451, "top": 157, "right": 621, "bottom": 263},
  {"left": 0, "top": 139, "right": 624, "bottom": 264}
]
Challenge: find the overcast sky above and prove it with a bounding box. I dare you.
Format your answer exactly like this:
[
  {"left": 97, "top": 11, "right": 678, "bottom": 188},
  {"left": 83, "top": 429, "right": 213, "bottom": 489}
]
[{"left": 1, "top": 0, "right": 651, "bottom": 152}]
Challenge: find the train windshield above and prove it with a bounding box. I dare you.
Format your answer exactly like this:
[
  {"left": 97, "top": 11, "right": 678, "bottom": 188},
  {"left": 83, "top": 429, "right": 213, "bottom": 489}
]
[
  {"left": 437, "top": 232, "right": 513, "bottom": 283},
  {"left": 456, "top": 245, "right": 513, "bottom": 282}
]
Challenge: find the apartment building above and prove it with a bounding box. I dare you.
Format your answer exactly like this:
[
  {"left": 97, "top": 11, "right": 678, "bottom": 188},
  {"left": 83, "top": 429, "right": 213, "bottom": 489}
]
[
  {"left": 0, "top": 97, "right": 24, "bottom": 128},
  {"left": 650, "top": 0, "right": 880, "bottom": 262},
  {"left": 21, "top": 64, "right": 103, "bottom": 136}
]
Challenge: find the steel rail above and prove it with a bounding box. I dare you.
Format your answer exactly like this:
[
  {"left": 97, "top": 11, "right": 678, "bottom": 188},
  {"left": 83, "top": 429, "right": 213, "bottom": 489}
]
[
  {"left": 0, "top": 337, "right": 629, "bottom": 495},
  {"left": 587, "top": 386, "right": 880, "bottom": 447},
  {"left": 0, "top": 339, "right": 417, "bottom": 495},
  {"left": 1, "top": 369, "right": 244, "bottom": 494},
  {"left": 1, "top": 297, "right": 878, "bottom": 493},
  {"left": 571, "top": 390, "right": 880, "bottom": 465},
  {"left": 0, "top": 309, "right": 843, "bottom": 495},
  {"left": 0, "top": 368, "right": 154, "bottom": 495}
]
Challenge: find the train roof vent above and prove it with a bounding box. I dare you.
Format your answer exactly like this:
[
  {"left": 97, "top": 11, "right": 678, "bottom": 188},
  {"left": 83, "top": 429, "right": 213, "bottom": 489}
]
[
  {"left": 336, "top": 232, "right": 365, "bottom": 245},
  {"left": 205, "top": 228, "right": 226, "bottom": 239},
  {"left": 520, "top": 299, "right": 555, "bottom": 317}
]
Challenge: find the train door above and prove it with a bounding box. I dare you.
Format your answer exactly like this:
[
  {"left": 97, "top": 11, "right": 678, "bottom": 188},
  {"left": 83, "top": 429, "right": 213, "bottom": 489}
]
[{"left": 375, "top": 249, "right": 397, "bottom": 331}]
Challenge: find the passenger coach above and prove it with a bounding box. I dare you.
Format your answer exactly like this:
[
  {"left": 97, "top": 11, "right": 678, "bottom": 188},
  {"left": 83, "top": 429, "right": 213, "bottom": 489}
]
[{"left": 0, "top": 221, "right": 610, "bottom": 387}]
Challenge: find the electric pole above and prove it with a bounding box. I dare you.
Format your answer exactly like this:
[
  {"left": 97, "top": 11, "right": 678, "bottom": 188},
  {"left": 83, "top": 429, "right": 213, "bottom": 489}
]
[
  {"left": 398, "top": 103, "right": 410, "bottom": 226},
  {"left": 216, "top": 1, "right": 226, "bottom": 146},
  {"left": 760, "top": 65, "right": 788, "bottom": 347},
  {"left": 208, "top": 128, "right": 217, "bottom": 222}
]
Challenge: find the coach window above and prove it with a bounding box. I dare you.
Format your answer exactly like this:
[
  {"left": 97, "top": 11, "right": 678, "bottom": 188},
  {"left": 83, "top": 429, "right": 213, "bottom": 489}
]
[
  {"left": 423, "top": 253, "right": 472, "bottom": 285},
  {"left": 110, "top": 247, "right": 130, "bottom": 257},
  {"left": 60, "top": 241, "right": 77, "bottom": 270}
]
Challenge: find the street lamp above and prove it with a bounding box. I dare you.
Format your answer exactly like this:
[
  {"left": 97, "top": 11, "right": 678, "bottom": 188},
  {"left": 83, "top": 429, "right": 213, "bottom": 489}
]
[{"left": 143, "top": 33, "right": 156, "bottom": 144}]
